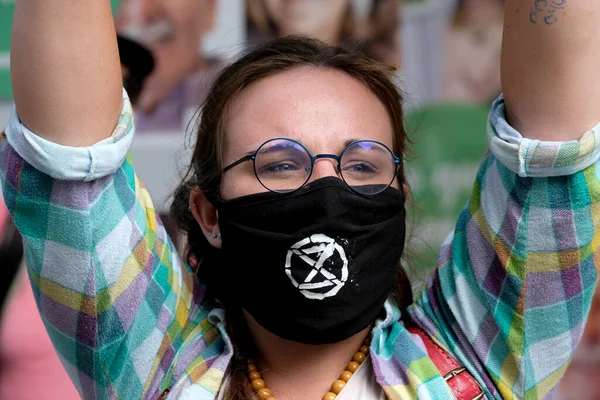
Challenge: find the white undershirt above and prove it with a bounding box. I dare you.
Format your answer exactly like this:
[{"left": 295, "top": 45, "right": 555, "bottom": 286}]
[{"left": 336, "top": 356, "right": 386, "bottom": 400}]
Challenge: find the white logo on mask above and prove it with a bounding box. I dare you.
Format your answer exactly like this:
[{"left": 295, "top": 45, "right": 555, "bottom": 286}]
[{"left": 285, "top": 234, "right": 349, "bottom": 300}]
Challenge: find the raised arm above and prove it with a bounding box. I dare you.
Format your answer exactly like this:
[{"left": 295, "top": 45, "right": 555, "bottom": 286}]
[
  {"left": 3, "top": 3, "right": 214, "bottom": 399},
  {"left": 502, "top": 0, "right": 600, "bottom": 140},
  {"left": 406, "top": 2, "right": 600, "bottom": 398},
  {"left": 10, "top": 0, "right": 122, "bottom": 146}
]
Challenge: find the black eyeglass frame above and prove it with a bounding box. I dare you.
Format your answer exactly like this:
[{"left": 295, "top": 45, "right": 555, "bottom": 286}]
[{"left": 222, "top": 137, "right": 402, "bottom": 195}]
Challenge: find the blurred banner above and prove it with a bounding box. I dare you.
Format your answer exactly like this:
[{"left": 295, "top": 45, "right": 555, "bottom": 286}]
[
  {"left": 114, "top": 0, "right": 245, "bottom": 133},
  {"left": 401, "top": 0, "right": 502, "bottom": 108},
  {"left": 247, "top": 0, "right": 401, "bottom": 67},
  {"left": 0, "top": 0, "right": 508, "bottom": 107},
  {"left": 443, "top": 0, "right": 503, "bottom": 104}
]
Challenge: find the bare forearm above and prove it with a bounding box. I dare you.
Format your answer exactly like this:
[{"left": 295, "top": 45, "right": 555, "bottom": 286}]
[
  {"left": 502, "top": 0, "right": 600, "bottom": 140},
  {"left": 10, "top": 0, "right": 122, "bottom": 146}
]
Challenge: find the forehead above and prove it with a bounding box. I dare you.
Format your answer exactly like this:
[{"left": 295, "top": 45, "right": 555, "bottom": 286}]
[{"left": 223, "top": 67, "right": 393, "bottom": 158}]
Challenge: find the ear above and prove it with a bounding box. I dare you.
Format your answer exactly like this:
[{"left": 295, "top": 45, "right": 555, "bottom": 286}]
[
  {"left": 403, "top": 184, "right": 409, "bottom": 206},
  {"left": 189, "top": 189, "right": 222, "bottom": 249}
]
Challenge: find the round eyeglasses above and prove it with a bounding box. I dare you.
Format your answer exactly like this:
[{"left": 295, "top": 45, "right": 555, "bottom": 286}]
[{"left": 222, "top": 138, "right": 401, "bottom": 195}]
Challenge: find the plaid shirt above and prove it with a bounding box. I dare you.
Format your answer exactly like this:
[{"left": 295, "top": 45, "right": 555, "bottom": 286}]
[{"left": 1, "top": 91, "right": 599, "bottom": 400}]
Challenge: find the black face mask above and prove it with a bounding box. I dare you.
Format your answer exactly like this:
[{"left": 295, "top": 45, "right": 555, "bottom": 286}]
[{"left": 203, "top": 177, "right": 406, "bottom": 344}]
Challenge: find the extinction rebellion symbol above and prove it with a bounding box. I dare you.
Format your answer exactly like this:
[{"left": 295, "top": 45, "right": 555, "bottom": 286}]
[{"left": 285, "top": 234, "right": 348, "bottom": 300}]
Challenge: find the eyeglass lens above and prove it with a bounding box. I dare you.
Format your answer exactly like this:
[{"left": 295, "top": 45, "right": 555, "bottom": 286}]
[{"left": 253, "top": 139, "right": 397, "bottom": 195}]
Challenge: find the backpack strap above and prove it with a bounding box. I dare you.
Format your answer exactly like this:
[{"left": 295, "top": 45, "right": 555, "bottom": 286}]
[{"left": 407, "top": 326, "right": 485, "bottom": 400}]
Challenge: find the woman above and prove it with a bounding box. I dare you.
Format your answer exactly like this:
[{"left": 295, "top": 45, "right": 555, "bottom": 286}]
[
  {"left": 2, "top": 1, "right": 599, "bottom": 399},
  {"left": 247, "top": 0, "right": 401, "bottom": 67},
  {"left": 115, "top": 0, "right": 219, "bottom": 131}
]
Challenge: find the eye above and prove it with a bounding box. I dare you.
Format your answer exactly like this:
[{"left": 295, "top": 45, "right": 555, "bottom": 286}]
[
  {"left": 342, "top": 161, "right": 378, "bottom": 174},
  {"left": 259, "top": 161, "right": 302, "bottom": 174}
]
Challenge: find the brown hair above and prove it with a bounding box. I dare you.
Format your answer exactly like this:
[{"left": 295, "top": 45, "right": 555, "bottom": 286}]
[{"left": 171, "top": 36, "right": 413, "bottom": 400}]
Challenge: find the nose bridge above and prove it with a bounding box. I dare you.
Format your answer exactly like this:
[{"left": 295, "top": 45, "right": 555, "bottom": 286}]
[
  {"left": 309, "top": 154, "right": 341, "bottom": 181},
  {"left": 313, "top": 154, "right": 340, "bottom": 163}
]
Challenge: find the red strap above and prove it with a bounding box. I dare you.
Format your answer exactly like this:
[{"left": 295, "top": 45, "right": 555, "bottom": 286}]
[{"left": 407, "top": 326, "right": 484, "bottom": 400}]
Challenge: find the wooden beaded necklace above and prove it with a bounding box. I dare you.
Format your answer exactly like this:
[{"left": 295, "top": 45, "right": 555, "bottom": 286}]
[{"left": 246, "top": 337, "right": 371, "bottom": 400}]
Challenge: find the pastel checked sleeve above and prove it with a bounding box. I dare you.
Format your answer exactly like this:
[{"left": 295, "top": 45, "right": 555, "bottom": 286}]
[
  {"left": 409, "top": 95, "right": 600, "bottom": 399},
  {"left": 0, "top": 91, "right": 214, "bottom": 399}
]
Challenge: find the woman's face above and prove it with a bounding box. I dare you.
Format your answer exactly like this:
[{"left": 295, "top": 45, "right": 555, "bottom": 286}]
[
  {"left": 116, "top": 0, "right": 216, "bottom": 111},
  {"left": 444, "top": 0, "right": 503, "bottom": 103},
  {"left": 264, "top": 0, "right": 349, "bottom": 43},
  {"left": 220, "top": 67, "right": 397, "bottom": 200}
]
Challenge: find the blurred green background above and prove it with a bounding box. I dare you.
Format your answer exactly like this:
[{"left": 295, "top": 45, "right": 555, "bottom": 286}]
[{"left": 404, "top": 103, "right": 489, "bottom": 280}]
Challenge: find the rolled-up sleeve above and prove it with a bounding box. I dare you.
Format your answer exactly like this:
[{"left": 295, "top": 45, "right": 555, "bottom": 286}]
[
  {"left": 5, "top": 88, "right": 134, "bottom": 181},
  {"left": 488, "top": 94, "right": 600, "bottom": 178}
]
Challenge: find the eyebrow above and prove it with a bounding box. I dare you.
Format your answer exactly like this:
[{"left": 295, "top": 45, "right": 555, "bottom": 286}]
[
  {"left": 343, "top": 139, "right": 391, "bottom": 156},
  {"left": 243, "top": 137, "right": 378, "bottom": 157},
  {"left": 244, "top": 137, "right": 307, "bottom": 156}
]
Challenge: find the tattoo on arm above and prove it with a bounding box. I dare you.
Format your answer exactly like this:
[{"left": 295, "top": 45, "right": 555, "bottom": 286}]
[{"left": 530, "top": 0, "right": 567, "bottom": 25}]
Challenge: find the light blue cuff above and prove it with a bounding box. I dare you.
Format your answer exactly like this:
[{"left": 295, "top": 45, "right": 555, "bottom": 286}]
[
  {"left": 488, "top": 94, "right": 600, "bottom": 177},
  {"left": 5, "top": 89, "right": 134, "bottom": 181}
]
